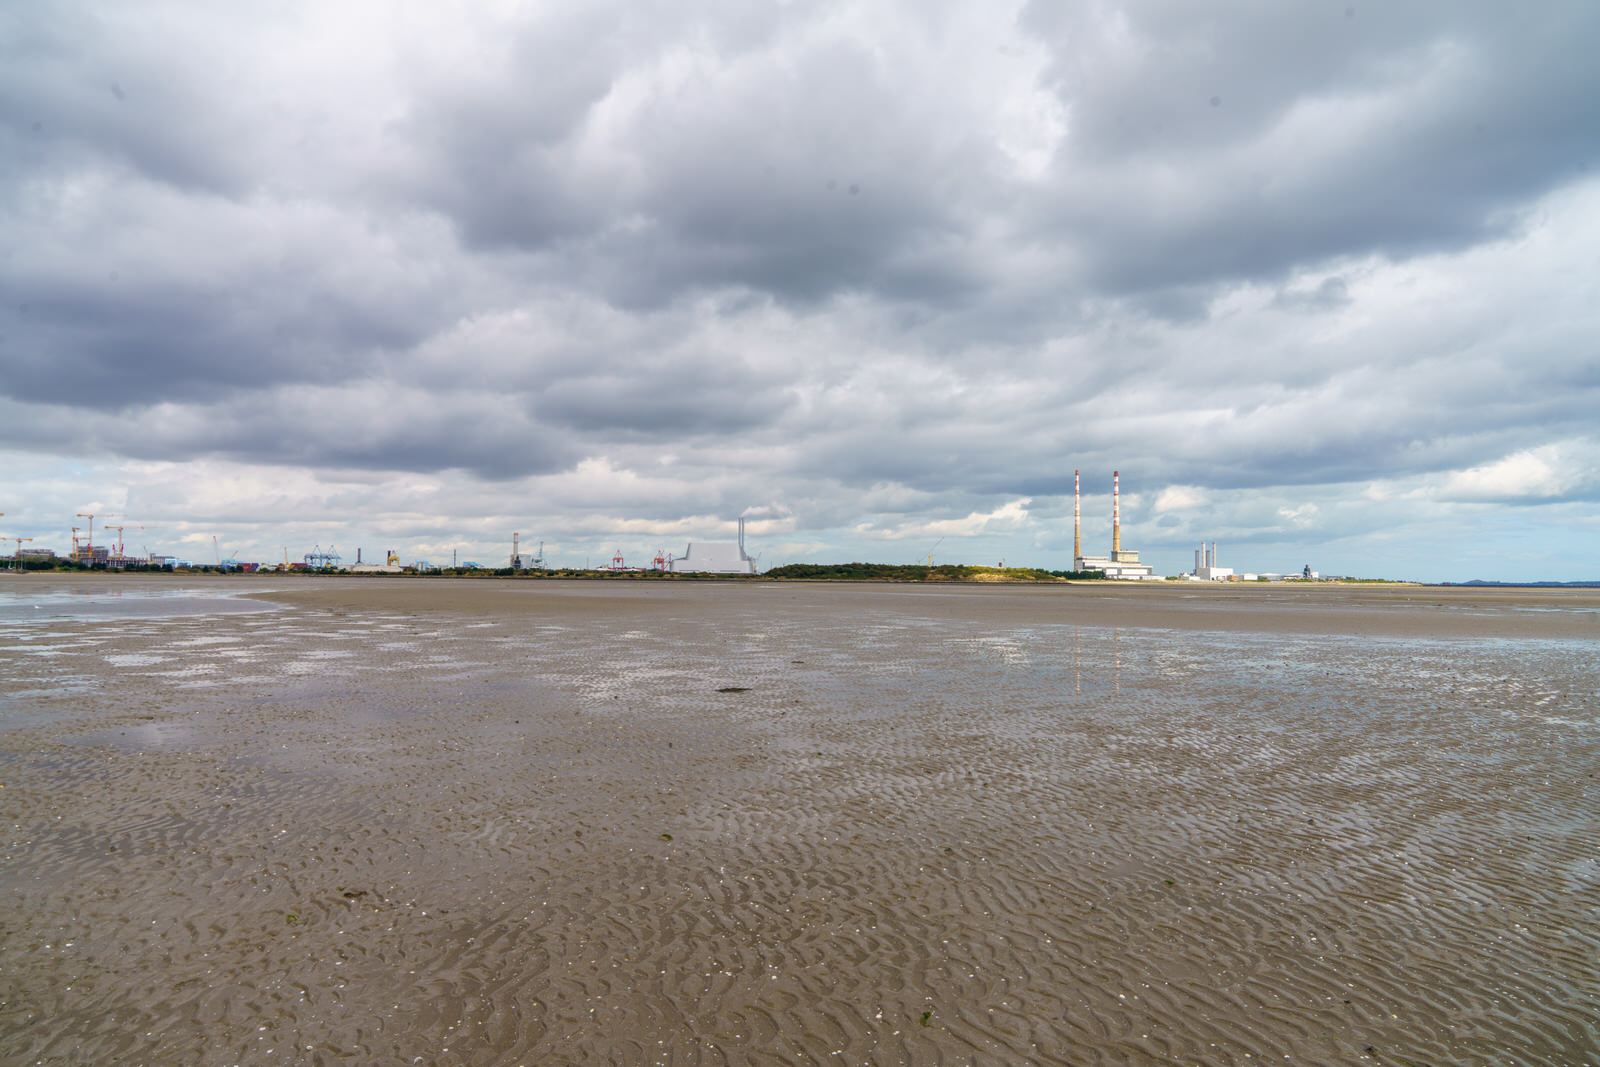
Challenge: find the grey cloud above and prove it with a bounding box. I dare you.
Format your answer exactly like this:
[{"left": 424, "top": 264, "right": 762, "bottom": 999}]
[
  {"left": 530, "top": 357, "right": 795, "bottom": 437},
  {"left": 1271, "top": 276, "right": 1350, "bottom": 313},
  {"left": 1021, "top": 2, "right": 1600, "bottom": 300},
  {"left": 389, "top": 5, "right": 985, "bottom": 309},
  {"left": 0, "top": 387, "right": 581, "bottom": 482},
  {"left": 0, "top": 6, "right": 261, "bottom": 197},
  {"left": 3, "top": 275, "right": 416, "bottom": 409}
]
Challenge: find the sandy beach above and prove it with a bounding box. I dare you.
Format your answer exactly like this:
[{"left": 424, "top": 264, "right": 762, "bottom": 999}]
[{"left": 3, "top": 575, "right": 1597, "bottom": 1064}]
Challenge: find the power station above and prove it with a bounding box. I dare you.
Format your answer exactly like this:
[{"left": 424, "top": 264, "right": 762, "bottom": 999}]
[
  {"left": 667, "top": 516, "right": 758, "bottom": 574},
  {"left": 1073, "top": 470, "right": 1158, "bottom": 580}
]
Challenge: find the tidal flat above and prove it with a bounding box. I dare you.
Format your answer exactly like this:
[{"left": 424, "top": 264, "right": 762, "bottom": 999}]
[{"left": 3, "top": 575, "right": 1598, "bottom": 1064}]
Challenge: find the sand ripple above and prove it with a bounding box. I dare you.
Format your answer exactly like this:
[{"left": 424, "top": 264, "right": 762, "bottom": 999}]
[{"left": 2, "top": 580, "right": 1597, "bottom": 1064}]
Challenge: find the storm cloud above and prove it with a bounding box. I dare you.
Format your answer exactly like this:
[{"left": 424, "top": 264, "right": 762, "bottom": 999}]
[{"left": 2, "top": 0, "right": 1597, "bottom": 580}]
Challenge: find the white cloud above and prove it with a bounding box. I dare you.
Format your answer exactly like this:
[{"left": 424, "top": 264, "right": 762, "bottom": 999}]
[
  {"left": 861, "top": 499, "right": 1033, "bottom": 541},
  {"left": 1436, "top": 441, "right": 1598, "bottom": 502},
  {"left": 1154, "top": 486, "right": 1205, "bottom": 513},
  {"left": 1276, "top": 503, "right": 1320, "bottom": 529}
]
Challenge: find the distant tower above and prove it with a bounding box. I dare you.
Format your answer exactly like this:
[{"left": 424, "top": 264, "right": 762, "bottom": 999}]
[
  {"left": 1112, "top": 470, "right": 1121, "bottom": 557},
  {"left": 510, "top": 532, "right": 523, "bottom": 570},
  {"left": 1073, "top": 469, "right": 1081, "bottom": 565}
]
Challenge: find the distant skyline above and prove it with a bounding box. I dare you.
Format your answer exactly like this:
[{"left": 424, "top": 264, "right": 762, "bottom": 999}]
[{"left": 3, "top": 2, "right": 1598, "bottom": 582}]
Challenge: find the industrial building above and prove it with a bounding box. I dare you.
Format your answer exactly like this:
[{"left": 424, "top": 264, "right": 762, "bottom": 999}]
[
  {"left": 507, "top": 533, "right": 545, "bottom": 570},
  {"left": 1189, "top": 542, "right": 1234, "bottom": 581},
  {"left": 668, "top": 517, "right": 759, "bottom": 574},
  {"left": 1073, "top": 470, "right": 1159, "bottom": 580}
]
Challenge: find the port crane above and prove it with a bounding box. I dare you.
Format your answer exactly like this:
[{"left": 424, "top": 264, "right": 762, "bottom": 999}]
[{"left": 303, "top": 545, "right": 341, "bottom": 569}]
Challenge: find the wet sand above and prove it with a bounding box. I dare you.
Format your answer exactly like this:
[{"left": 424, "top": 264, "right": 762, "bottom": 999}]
[{"left": 3, "top": 575, "right": 1598, "bottom": 1064}]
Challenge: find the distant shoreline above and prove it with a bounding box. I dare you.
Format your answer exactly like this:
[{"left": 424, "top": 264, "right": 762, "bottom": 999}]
[{"left": 5, "top": 563, "right": 1593, "bottom": 587}]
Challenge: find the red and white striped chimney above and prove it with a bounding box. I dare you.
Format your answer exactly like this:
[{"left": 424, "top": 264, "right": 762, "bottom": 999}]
[
  {"left": 1073, "top": 469, "right": 1081, "bottom": 564},
  {"left": 1112, "top": 470, "right": 1121, "bottom": 556}
]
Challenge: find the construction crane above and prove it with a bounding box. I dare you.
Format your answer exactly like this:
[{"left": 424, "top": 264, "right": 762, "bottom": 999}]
[
  {"left": 6, "top": 536, "right": 32, "bottom": 562},
  {"left": 76, "top": 513, "right": 95, "bottom": 559},
  {"left": 105, "top": 524, "right": 146, "bottom": 563},
  {"left": 926, "top": 537, "right": 944, "bottom": 567},
  {"left": 100, "top": 514, "right": 126, "bottom": 557}
]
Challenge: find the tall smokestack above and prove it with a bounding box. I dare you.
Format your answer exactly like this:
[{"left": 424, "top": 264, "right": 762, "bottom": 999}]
[
  {"left": 1073, "top": 469, "right": 1081, "bottom": 564},
  {"left": 738, "top": 516, "right": 746, "bottom": 559},
  {"left": 1112, "top": 470, "right": 1121, "bottom": 556}
]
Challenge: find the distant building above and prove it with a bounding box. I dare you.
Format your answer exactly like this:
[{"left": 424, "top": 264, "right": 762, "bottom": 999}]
[
  {"left": 1076, "top": 550, "right": 1159, "bottom": 581},
  {"left": 668, "top": 517, "right": 758, "bottom": 574},
  {"left": 1073, "top": 470, "right": 1160, "bottom": 580},
  {"left": 1188, "top": 542, "right": 1234, "bottom": 581}
]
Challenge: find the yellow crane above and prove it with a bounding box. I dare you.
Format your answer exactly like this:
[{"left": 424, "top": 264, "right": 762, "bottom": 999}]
[
  {"left": 75, "top": 513, "right": 95, "bottom": 559},
  {"left": 6, "top": 536, "right": 32, "bottom": 562},
  {"left": 104, "top": 523, "right": 145, "bottom": 562}
]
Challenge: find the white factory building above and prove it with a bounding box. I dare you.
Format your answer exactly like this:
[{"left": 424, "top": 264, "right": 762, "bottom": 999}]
[
  {"left": 1072, "top": 469, "right": 1159, "bottom": 580},
  {"left": 668, "top": 517, "right": 759, "bottom": 574},
  {"left": 1189, "top": 542, "right": 1234, "bottom": 581}
]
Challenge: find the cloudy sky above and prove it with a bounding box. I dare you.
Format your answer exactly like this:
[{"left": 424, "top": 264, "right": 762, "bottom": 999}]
[{"left": 3, "top": 1, "right": 1597, "bottom": 580}]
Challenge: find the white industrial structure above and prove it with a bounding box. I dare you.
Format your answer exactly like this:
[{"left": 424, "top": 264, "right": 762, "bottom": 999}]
[
  {"left": 1073, "top": 470, "right": 1159, "bottom": 580},
  {"left": 1190, "top": 542, "right": 1234, "bottom": 581},
  {"left": 669, "top": 517, "right": 758, "bottom": 574}
]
